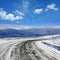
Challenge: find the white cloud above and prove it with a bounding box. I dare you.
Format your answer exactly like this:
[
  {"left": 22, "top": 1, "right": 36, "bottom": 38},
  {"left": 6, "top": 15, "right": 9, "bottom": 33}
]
[
  {"left": 0, "top": 8, "right": 24, "bottom": 21},
  {"left": 45, "top": 3, "right": 58, "bottom": 11},
  {"left": 23, "top": 1, "right": 29, "bottom": 9},
  {"left": 15, "top": 10, "right": 24, "bottom": 16},
  {"left": 34, "top": 9, "right": 43, "bottom": 14}
]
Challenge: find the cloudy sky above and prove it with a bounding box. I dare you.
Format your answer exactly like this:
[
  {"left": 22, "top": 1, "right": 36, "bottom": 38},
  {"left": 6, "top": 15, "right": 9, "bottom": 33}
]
[{"left": 0, "top": 0, "right": 60, "bottom": 26}]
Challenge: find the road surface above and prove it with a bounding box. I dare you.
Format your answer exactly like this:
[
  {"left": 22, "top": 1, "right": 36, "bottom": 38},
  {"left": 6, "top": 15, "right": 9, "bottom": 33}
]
[{"left": 0, "top": 37, "right": 60, "bottom": 60}]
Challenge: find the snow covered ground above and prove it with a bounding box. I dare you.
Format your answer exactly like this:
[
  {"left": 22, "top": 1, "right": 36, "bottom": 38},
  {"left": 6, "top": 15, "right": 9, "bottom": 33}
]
[
  {"left": 0, "top": 35, "right": 60, "bottom": 60},
  {"left": 41, "top": 35, "right": 60, "bottom": 50}
]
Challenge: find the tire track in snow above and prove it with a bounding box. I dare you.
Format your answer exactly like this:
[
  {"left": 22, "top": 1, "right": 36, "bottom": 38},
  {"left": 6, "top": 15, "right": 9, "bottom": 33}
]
[{"left": 10, "top": 40, "right": 57, "bottom": 60}]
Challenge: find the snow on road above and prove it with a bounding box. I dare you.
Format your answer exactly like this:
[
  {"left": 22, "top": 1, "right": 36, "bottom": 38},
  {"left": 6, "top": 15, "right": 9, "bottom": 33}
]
[{"left": 0, "top": 35, "right": 60, "bottom": 60}]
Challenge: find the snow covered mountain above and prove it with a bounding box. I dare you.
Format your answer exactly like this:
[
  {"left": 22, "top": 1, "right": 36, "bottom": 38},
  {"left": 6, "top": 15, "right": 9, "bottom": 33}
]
[{"left": 0, "top": 24, "right": 60, "bottom": 38}]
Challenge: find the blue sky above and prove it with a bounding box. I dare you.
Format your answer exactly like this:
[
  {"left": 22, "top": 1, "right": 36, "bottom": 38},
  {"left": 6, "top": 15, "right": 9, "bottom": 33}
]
[{"left": 0, "top": 0, "right": 60, "bottom": 26}]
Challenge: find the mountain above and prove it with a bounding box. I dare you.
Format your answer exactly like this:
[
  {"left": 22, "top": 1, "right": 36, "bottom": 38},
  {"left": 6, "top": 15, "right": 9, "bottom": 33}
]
[{"left": 0, "top": 24, "right": 60, "bottom": 38}]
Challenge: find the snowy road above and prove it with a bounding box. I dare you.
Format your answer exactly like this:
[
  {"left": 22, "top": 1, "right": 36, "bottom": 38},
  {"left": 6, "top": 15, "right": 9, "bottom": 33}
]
[{"left": 0, "top": 35, "right": 60, "bottom": 60}]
